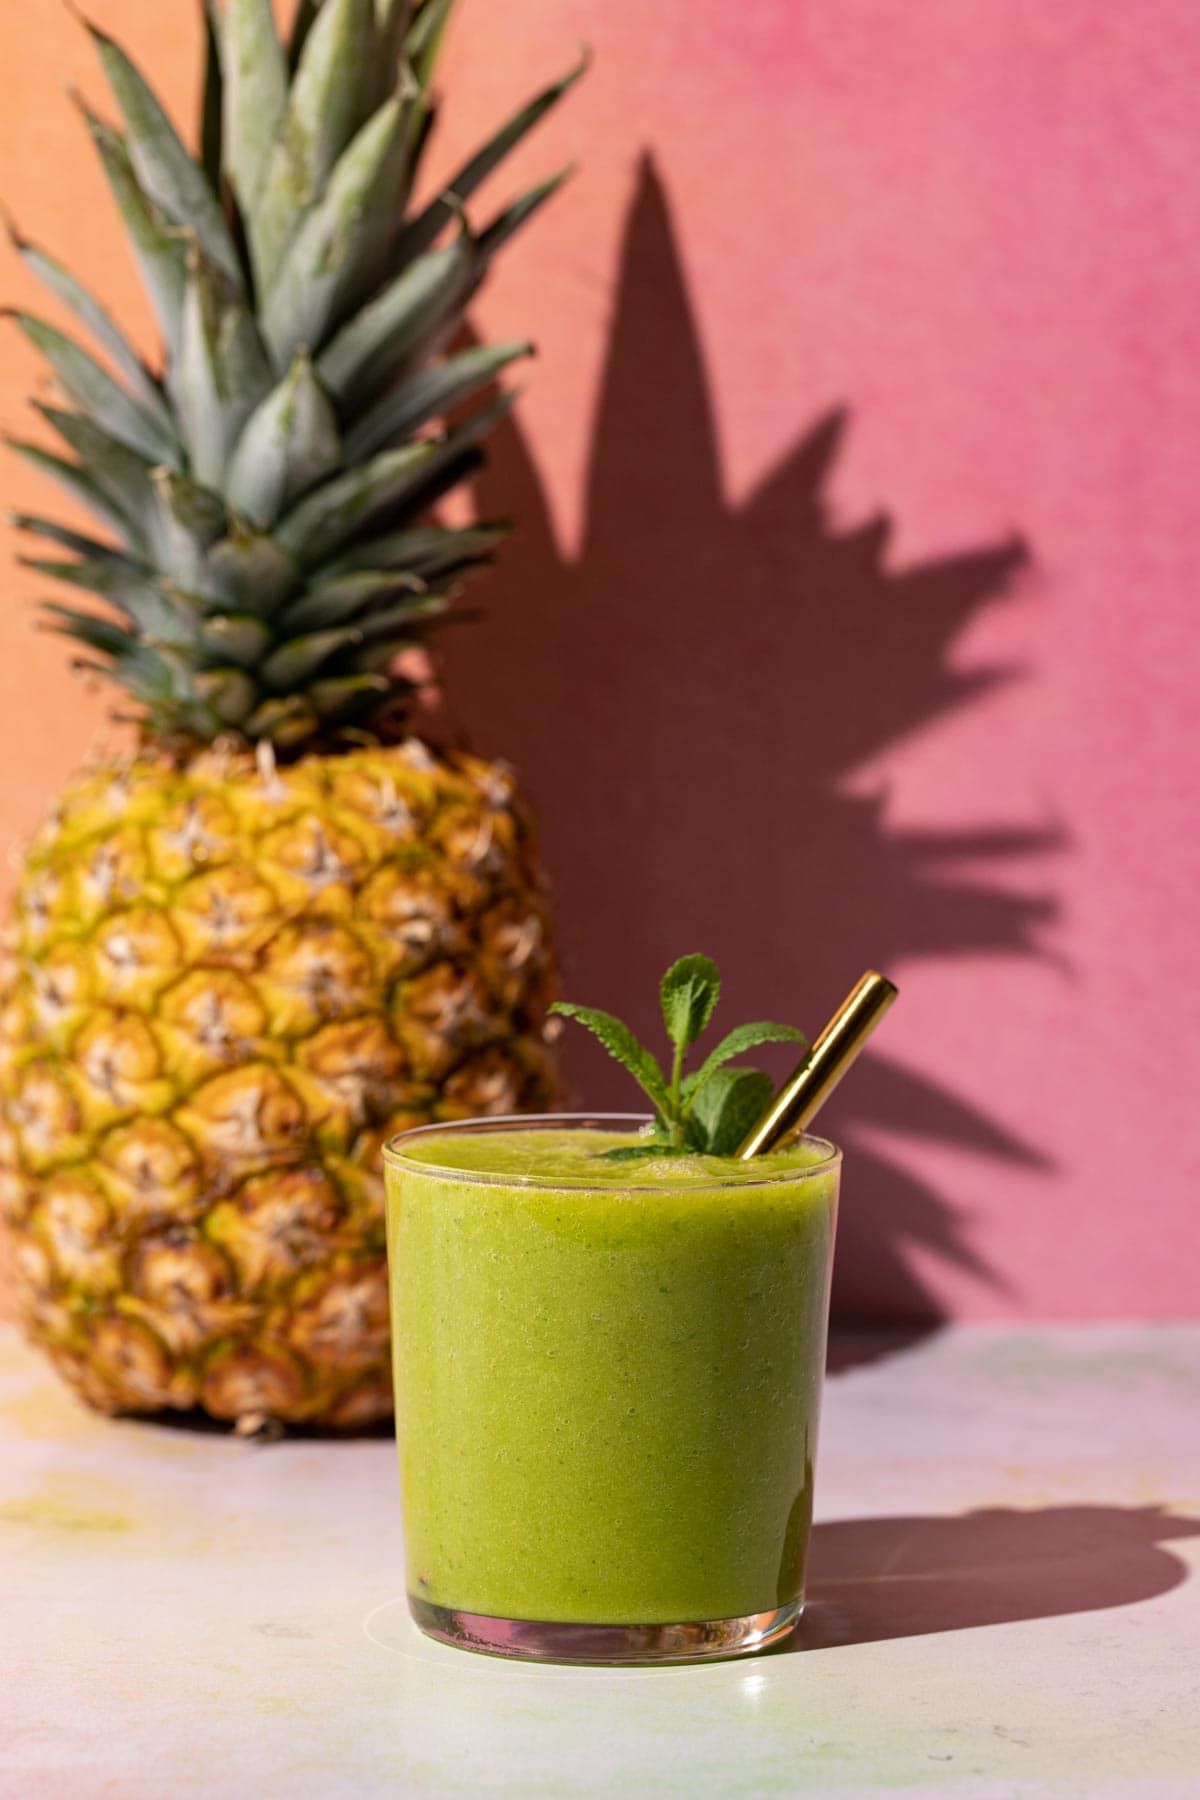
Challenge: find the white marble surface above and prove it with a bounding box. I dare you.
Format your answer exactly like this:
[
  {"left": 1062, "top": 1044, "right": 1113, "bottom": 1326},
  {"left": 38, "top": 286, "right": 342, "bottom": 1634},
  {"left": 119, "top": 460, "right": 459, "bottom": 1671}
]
[{"left": 2, "top": 1321, "right": 1198, "bottom": 1798}]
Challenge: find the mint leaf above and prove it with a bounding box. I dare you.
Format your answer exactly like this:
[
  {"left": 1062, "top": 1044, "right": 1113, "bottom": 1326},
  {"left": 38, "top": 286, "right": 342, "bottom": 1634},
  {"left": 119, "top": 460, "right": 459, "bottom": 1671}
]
[
  {"left": 689, "top": 1066, "right": 775, "bottom": 1156},
  {"left": 548, "top": 1002, "right": 671, "bottom": 1113},
  {"left": 660, "top": 953, "right": 721, "bottom": 1052},
  {"left": 681, "top": 1022, "right": 807, "bottom": 1105}
]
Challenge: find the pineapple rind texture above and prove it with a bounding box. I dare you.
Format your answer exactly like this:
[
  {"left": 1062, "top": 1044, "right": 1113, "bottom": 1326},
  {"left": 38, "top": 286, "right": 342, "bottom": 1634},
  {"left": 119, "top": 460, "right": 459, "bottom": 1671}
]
[{"left": 0, "top": 742, "right": 558, "bottom": 1426}]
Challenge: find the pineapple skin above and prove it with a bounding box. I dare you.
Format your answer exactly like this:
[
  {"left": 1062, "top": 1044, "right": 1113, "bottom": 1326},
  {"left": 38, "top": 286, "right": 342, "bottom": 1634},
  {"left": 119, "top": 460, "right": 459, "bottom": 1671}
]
[{"left": 0, "top": 739, "right": 558, "bottom": 1428}]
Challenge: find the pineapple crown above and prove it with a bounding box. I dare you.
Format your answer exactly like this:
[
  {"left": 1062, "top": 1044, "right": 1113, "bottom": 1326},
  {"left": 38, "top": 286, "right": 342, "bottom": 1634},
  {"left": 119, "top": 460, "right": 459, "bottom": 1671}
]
[{"left": 5, "top": 0, "right": 584, "bottom": 754}]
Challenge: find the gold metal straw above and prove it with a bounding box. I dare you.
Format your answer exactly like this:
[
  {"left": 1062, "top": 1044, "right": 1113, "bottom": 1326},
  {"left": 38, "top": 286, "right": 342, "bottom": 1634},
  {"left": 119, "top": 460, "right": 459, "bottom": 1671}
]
[{"left": 737, "top": 970, "right": 898, "bottom": 1159}]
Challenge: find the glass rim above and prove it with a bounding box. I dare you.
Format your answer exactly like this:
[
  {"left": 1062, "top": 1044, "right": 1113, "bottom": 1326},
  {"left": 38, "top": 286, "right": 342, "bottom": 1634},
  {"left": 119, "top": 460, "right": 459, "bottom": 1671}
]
[{"left": 382, "top": 1112, "right": 842, "bottom": 1190}]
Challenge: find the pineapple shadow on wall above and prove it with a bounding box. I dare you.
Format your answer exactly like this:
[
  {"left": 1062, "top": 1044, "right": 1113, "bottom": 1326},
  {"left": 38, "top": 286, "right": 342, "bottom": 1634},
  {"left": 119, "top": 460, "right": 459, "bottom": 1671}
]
[{"left": 439, "top": 155, "right": 1061, "bottom": 1339}]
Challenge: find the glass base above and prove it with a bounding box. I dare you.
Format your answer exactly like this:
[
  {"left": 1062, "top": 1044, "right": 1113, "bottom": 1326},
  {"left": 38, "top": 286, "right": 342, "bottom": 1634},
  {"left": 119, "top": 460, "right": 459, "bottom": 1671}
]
[{"left": 408, "top": 1595, "right": 802, "bottom": 1665}]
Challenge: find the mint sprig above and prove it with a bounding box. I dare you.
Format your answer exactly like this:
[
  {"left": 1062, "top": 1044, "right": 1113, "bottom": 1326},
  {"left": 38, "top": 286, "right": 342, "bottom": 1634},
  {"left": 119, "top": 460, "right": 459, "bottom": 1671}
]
[
  {"left": 549, "top": 954, "right": 807, "bottom": 1157},
  {"left": 548, "top": 1004, "right": 671, "bottom": 1116}
]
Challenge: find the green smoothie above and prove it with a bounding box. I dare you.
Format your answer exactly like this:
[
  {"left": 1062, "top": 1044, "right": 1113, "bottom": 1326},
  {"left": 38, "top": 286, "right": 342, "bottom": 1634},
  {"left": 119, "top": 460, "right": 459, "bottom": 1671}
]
[{"left": 385, "top": 1121, "right": 839, "bottom": 1629}]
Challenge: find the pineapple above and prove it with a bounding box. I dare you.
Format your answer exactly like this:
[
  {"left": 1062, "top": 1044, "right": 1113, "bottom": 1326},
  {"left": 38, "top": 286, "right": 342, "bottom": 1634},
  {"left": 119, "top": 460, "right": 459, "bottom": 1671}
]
[{"left": 0, "top": 0, "right": 582, "bottom": 1427}]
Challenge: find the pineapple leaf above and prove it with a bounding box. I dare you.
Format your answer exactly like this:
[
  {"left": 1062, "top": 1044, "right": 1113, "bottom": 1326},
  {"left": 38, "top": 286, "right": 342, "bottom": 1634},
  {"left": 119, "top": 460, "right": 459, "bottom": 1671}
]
[
  {"left": 148, "top": 467, "right": 227, "bottom": 592},
  {"left": 405, "top": 93, "right": 438, "bottom": 195},
  {"left": 21, "top": 411, "right": 155, "bottom": 547},
  {"left": 88, "top": 22, "right": 244, "bottom": 289},
  {"left": 373, "top": 1, "right": 414, "bottom": 108},
  {"left": 170, "top": 249, "right": 272, "bottom": 488},
  {"left": 260, "top": 625, "right": 364, "bottom": 688},
  {"left": 377, "top": 388, "right": 515, "bottom": 512},
  {"left": 345, "top": 339, "right": 533, "bottom": 461},
  {"left": 406, "top": 0, "right": 456, "bottom": 92},
  {"left": 216, "top": 303, "right": 274, "bottom": 416},
  {"left": 62, "top": 630, "right": 196, "bottom": 709},
  {"left": 410, "top": 546, "right": 496, "bottom": 585},
  {"left": 476, "top": 166, "right": 574, "bottom": 263},
  {"left": 21, "top": 556, "right": 196, "bottom": 647},
  {"left": 200, "top": 0, "right": 223, "bottom": 194},
  {"left": 9, "top": 312, "right": 181, "bottom": 469},
  {"left": 316, "top": 232, "right": 474, "bottom": 409},
  {"left": 377, "top": 1, "right": 412, "bottom": 37},
  {"left": 354, "top": 592, "right": 449, "bottom": 641},
  {"left": 149, "top": 467, "right": 227, "bottom": 546},
  {"left": 289, "top": 0, "right": 376, "bottom": 178},
  {"left": 9, "top": 0, "right": 585, "bottom": 744},
  {"left": 128, "top": 652, "right": 201, "bottom": 707},
  {"left": 40, "top": 602, "right": 135, "bottom": 659},
  {"left": 243, "top": 694, "right": 320, "bottom": 746},
  {"left": 20, "top": 550, "right": 145, "bottom": 593},
  {"left": 280, "top": 568, "right": 426, "bottom": 633},
  {"left": 260, "top": 93, "right": 411, "bottom": 370},
  {"left": 8, "top": 229, "right": 168, "bottom": 422},
  {"left": 547, "top": 1003, "right": 671, "bottom": 1116},
  {"left": 288, "top": 0, "right": 323, "bottom": 70},
  {"left": 225, "top": 352, "right": 342, "bottom": 530},
  {"left": 196, "top": 612, "right": 272, "bottom": 666},
  {"left": 274, "top": 440, "right": 439, "bottom": 565},
  {"left": 53, "top": 617, "right": 211, "bottom": 724},
  {"left": 375, "top": 444, "right": 484, "bottom": 532},
  {"left": 308, "top": 671, "right": 390, "bottom": 717},
  {"left": 114, "top": 583, "right": 205, "bottom": 649},
  {"left": 315, "top": 521, "right": 507, "bottom": 583},
  {"left": 300, "top": 415, "right": 503, "bottom": 574},
  {"left": 205, "top": 527, "right": 298, "bottom": 615},
  {"left": 80, "top": 104, "right": 188, "bottom": 360},
  {"left": 394, "top": 51, "right": 588, "bottom": 266},
  {"left": 219, "top": 0, "right": 290, "bottom": 215},
  {"left": 194, "top": 666, "right": 258, "bottom": 724},
  {"left": 10, "top": 513, "right": 133, "bottom": 563},
  {"left": 250, "top": 0, "right": 378, "bottom": 287},
  {"left": 688, "top": 1068, "right": 776, "bottom": 1158},
  {"left": 393, "top": 386, "right": 517, "bottom": 493},
  {"left": 681, "top": 1022, "right": 808, "bottom": 1106}
]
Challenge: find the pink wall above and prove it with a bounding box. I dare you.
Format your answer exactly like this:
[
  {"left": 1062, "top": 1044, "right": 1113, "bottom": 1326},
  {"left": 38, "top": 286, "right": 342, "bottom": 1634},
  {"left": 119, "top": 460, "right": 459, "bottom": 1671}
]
[
  {"left": 430, "top": 0, "right": 1200, "bottom": 1321},
  {"left": 1, "top": 0, "right": 1197, "bottom": 1321}
]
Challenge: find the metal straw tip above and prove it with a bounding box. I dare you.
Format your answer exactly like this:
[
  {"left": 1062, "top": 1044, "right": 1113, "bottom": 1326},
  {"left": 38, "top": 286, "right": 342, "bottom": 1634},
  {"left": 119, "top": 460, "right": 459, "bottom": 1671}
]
[{"left": 737, "top": 970, "right": 898, "bottom": 1160}]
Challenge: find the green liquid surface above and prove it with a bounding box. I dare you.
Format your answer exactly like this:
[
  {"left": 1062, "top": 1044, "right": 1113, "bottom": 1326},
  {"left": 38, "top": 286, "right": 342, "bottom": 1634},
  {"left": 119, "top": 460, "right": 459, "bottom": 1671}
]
[{"left": 386, "top": 1127, "right": 839, "bottom": 1625}]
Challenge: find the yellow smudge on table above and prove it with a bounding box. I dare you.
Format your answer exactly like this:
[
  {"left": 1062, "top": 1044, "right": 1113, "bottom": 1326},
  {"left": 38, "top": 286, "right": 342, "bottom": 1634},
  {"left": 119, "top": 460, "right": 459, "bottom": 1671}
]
[
  {"left": 0, "top": 1471, "right": 136, "bottom": 1536},
  {"left": 255, "top": 1693, "right": 310, "bottom": 1720}
]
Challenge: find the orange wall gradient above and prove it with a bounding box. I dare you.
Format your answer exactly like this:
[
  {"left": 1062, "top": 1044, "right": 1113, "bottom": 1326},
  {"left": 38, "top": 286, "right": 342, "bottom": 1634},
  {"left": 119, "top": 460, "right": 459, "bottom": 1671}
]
[{"left": 1, "top": 1, "right": 1198, "bottom": 1322}]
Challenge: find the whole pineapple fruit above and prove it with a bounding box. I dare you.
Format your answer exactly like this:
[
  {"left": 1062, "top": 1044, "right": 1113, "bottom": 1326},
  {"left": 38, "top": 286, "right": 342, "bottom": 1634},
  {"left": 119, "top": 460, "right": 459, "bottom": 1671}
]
[{"left": 0, "top": 0, "right": 582, "bottom": 1428}]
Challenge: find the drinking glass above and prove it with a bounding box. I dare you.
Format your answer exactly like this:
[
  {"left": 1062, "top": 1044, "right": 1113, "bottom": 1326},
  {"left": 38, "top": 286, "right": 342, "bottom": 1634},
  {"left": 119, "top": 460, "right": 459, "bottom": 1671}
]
[{"left": 384, "top": 1113, "right": 841, "bottom": 1664}]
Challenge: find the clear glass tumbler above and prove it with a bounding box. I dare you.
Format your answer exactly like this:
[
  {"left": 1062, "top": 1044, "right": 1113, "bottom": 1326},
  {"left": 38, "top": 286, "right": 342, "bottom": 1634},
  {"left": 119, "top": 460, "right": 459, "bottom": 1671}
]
[{"left": 384, "top": 1113, "right": 841, "bottom": 1665}]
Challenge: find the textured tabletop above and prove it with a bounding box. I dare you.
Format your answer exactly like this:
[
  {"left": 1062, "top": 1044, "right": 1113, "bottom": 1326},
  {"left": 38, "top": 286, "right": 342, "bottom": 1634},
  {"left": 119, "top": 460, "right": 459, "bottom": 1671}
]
[{"left": 2, "top": 1321, "right": 1198, "bottom": 1799}]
